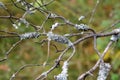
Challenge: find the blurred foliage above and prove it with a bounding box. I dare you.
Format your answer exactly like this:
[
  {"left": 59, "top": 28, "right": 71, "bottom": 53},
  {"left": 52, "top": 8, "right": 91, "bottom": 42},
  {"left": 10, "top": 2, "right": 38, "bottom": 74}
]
[{"left": 0, "top": 0, "right": 120, "bottom": 80}]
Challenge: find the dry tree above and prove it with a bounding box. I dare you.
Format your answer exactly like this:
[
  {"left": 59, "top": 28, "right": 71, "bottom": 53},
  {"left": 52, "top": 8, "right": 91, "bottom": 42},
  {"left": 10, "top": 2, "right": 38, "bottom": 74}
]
[{"left": 0, "top": 0, "right": 120, "bottom": 80}]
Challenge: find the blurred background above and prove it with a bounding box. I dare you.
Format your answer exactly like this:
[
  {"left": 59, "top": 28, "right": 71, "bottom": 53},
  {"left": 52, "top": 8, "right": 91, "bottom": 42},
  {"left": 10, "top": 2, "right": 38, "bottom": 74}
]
[{"left": 0, "top": 0, "right": 120, "bottom": 80}]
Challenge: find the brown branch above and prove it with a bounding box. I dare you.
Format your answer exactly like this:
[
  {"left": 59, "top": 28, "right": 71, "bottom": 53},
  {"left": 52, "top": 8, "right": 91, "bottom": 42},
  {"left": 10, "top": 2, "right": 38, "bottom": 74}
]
[
  {"left": 0, "top": 1, "right": 120, "bottom": 80},
  {"left": 10, "top": 64, "right": 44, "bottom": 80},
  {"left": 77, "top": 41, "right": 113, "bottom": 80},
  {"left": 0, "top": 16, "right": 19, "bottom": 19},
  {"left": 0, "top": 40, "right": 22, "bottom": 62}
]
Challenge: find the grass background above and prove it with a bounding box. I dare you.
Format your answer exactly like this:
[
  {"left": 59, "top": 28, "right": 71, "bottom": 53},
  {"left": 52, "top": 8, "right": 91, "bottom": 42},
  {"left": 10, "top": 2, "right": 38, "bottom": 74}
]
[{"left": 0, "top": 0, "right": 120, "bottom": 80}]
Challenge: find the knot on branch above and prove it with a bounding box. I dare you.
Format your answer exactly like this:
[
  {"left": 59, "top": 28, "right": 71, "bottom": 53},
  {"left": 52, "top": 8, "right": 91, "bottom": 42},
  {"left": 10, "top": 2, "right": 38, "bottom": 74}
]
[
  {"left": 35, "top": 72, "right": 48, "bottom": 80},
  {"left": 12, "top": 18, "right": 29, "bottom": 29},
  {"left": 49, "top": 13, "right": 58, "bottom": 18},
  {"left": 51, "top": 23, "right": 59, "bottom": 31},
  {"left": 75, "top": 24, "right": 89, "bottom": 31},
  {"left": 47, "top": 32, "right": 73, "bottom": 46},
  {"left": 110, "top": 28, "right": 120, "bottom": 41},
  {"left": 19, "top": 18, "right": 29, "bottom": 27},
  {"left": 20, "top": 32, "right": 40, "bottom": 40}
]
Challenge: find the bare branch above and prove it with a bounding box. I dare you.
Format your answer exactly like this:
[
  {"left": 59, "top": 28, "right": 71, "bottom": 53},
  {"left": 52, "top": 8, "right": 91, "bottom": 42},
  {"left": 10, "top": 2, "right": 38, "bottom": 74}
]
[
  {"left": 77, "top": 41, "right": 113, "bottom": 80},
  {"left": 89, "top": 0, "right": 100, "bottom": 24},
  {"left": 10, "top": 64, "right": 44, "bottom": 80},
  {"left": 0, "top": 40, "right": 22, "bottom": 62},
  {"left": 0, "top": 1, "right": 120, "bottom": 80}
]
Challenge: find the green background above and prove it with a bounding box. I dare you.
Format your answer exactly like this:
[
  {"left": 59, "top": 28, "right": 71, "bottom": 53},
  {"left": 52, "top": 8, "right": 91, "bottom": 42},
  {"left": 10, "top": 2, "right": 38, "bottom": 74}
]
[{"left": 0, "top": 0, "right": 120, "bottom": 80}]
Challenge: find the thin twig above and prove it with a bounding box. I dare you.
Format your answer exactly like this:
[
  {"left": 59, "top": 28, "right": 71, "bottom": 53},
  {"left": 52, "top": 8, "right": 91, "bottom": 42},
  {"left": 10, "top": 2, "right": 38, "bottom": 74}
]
[
  {"left": 88, "top": 0, "right": 100, "bottom": 24},
  {"left": 66, "top": 45, "right": 76, "bottom": 62},
  {"left": 77, "top": 41, "right": 113, "bottom": 80},
  {"left": 93, "top": 35, "right": 101, "bottom": 57},
  {"left": 10, "top": 64, "right": 43, "bottom": 80},
  {"left": 35, "top": 47, "right": 70, "bottom": 80},
  {"left": 100, "top": 20, "right": 120, "bottom": 33},
  {"left": 0, "top": 40, "right": 22, "bottom": 62}
]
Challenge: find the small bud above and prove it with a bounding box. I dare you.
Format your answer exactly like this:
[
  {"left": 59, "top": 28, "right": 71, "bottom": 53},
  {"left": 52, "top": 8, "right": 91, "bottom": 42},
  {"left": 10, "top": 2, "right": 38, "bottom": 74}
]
[
  {"left": 64, "top": 34, "right": 70, "bottom": 37},
  {"left": 51, "top": 23, "right": 59, "bottom": 30},
  {"left": 18, "top": 22, "right": 21, "bottom": 26},
  {"left": 16, "top": 0, "right": 21, "bottom": 2},
  {"left": 49, "top": 13, "right": 57, "bottom": 18},
  {"left": 12, "top": 24, "right": 18, "bottom": 29},
  {"left": 110, "top": 35, "right": 118, "bottom": 41},
  {"left": 78, "top": 16, "right": 85, "bottom": 21},
  {"left": 19, "top": 18, "right": 29, "bottom": 27},
  {"left": 112, "top": 28, "right": 120, "bottom": 33}
]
